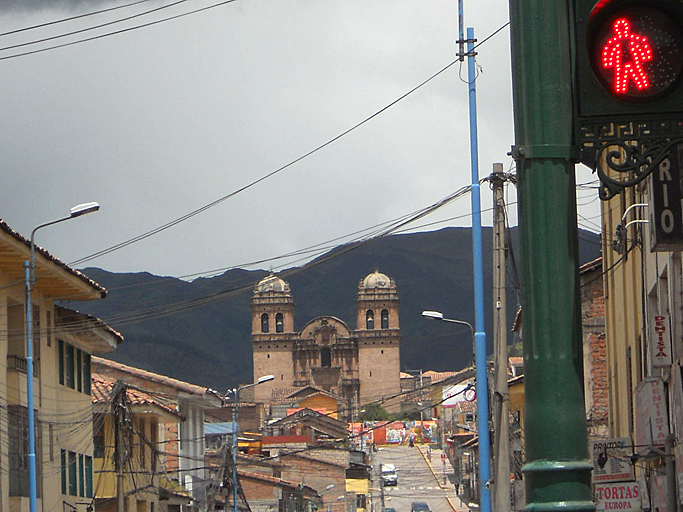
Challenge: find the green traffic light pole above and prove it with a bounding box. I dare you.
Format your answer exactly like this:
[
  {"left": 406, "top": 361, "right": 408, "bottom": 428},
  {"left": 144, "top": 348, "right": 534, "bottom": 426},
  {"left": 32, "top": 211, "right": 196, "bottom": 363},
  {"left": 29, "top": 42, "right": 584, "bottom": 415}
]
[{"left": 508, "top": 0, "right": 595, "bottom": 510}]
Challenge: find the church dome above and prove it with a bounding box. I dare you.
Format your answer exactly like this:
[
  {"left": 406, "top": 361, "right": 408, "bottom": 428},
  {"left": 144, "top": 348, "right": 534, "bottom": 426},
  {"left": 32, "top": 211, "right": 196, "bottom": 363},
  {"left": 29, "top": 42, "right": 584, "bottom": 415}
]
[
  {"left": 255, "top": 274, "right": 290, "bottom": 293},
  {"left": 361, "top": 270, "right": 391, "bottom": 289}
]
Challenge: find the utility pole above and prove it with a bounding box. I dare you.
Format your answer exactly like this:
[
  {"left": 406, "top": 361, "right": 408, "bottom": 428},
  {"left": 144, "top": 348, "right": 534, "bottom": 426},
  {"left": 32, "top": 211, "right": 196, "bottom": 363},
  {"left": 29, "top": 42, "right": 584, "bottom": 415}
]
[
  {"left": 112, "top": 382, "right": 128, "bottom": 512},
  {"left": 379, "top": 464, "right": 385, "bottom": 512},
  {"left": 508, "top": 0, "right": 594, "bottom": 509},
  {"left": 490, "top": 163, "right": 510, "bottom": 512}
]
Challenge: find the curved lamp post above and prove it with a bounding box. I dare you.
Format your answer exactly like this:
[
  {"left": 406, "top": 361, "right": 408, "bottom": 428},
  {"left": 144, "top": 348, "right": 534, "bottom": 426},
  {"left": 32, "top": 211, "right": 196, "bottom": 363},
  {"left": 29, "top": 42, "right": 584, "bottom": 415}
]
[
  {"left": 228, "top": 374, "right": 275, "bottom": 512},
  {"left": 26, "top": 202, "right": 100, "bottom": 512},
  {"left": 421, "top": 310, "right": 490, "bottom": 508}
]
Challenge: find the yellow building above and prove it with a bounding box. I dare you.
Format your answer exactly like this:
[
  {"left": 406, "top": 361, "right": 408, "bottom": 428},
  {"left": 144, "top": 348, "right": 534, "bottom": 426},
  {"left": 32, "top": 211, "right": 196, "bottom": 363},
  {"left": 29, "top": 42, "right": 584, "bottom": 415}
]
[
  {"left": 345, "top": 474, "right": 370, "bottom": 512},
  {"left": 91, "top": 374, "right": 188, "bottom": 512},
  {"left": 601, "top": 186, "right": 645, "bottom": 439},
  {"left": 0, "top": 220, "right": 119, "bottom": 512},
  {"left": 600, "top": 161, "right": 683, "bottom": 508}
]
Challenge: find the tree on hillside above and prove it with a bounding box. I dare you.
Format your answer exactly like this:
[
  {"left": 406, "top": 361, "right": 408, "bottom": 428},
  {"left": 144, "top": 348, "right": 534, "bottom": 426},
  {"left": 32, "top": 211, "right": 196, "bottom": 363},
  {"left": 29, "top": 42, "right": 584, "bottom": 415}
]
[{"left": 359, "top": 403, "right": 392, "bottom": 421}]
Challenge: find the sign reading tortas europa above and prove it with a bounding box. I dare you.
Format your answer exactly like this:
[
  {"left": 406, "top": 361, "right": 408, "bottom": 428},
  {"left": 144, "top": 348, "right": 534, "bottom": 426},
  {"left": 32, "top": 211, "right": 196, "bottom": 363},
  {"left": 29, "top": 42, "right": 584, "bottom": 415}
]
[{"left": 595, "top": 482, "right": 641, "bottom": 512}]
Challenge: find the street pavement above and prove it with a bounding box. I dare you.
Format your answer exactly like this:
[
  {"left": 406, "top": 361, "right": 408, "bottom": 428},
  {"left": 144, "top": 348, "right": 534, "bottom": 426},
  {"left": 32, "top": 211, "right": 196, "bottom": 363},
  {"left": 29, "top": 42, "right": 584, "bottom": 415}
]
[{"left": 370, "top": 444, "right": 470, "bottom": 512}]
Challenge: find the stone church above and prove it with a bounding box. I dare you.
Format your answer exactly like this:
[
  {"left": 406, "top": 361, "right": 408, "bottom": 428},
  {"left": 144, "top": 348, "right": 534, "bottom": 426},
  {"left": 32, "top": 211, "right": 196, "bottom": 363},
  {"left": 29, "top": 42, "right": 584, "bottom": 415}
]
[{"left": 250, "top": 270, "right": 401, "bottom": 417}]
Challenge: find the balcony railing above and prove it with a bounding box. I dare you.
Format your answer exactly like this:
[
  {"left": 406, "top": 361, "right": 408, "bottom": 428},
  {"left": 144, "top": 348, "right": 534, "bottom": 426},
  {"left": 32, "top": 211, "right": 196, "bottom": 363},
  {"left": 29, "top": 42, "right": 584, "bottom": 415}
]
[{"left": 7, "top": 355, "right": 38, "bottom": 375}]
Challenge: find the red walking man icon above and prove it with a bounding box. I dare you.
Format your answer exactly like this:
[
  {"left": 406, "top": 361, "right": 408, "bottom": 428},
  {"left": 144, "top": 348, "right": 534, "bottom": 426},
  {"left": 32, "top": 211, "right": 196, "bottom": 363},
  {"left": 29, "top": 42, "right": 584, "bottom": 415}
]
[{"left": 601, "top": 17, "right": 653, "bottom": 94}]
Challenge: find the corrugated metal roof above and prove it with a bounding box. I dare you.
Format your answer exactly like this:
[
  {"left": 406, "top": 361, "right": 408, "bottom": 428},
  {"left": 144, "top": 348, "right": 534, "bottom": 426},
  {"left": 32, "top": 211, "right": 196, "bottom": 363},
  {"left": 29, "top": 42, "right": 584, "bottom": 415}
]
[{"left": 204, "top": 422, "right": 236, "bottom": 436}]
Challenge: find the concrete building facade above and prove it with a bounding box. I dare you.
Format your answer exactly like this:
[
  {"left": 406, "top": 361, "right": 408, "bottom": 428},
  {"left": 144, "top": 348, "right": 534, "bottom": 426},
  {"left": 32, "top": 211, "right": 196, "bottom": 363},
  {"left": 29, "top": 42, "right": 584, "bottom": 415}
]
[{"left": 0, "top": 220, "right": 119, "bottom": 512}]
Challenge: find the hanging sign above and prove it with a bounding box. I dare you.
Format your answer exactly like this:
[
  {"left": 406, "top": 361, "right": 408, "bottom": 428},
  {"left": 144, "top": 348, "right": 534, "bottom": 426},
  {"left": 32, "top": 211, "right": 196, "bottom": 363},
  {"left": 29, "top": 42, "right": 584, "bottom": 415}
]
[
  {"left": 590, "top": 437, "right": 635, "bottom": 483},
  {"left": 595, "top": 482, "right": 641, "bottom": 512},
  {"left": 634, "top": 378, "right": 669, "bottom": 448},
  {"left": 650, "top": 314, "right": 672, "bottom": 367}
]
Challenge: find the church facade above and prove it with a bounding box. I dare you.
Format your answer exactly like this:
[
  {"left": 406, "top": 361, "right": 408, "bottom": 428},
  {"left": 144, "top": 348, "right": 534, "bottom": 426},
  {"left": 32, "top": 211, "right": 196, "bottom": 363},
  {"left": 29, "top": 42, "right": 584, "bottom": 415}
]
[{"left": 250, "top": 270, "right": 401, "bottom": 418}]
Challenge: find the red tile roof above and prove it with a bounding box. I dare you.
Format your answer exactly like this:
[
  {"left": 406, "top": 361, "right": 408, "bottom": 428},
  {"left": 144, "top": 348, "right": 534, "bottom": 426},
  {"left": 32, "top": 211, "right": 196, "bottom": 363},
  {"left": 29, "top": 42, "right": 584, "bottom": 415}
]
[
  {"left": 91, "top": 374, "right": 181, "bottom": 418},
  {"left": 92, "top": 356, "right": 212, "bottom": 396},
  {"left": 423, "top": 370, "right": 459, "bottom": 383},
  {"left": 0, "top": 219, "right": 106, "bottom": 297},
  {"left": 55, "top": 306, "right": 123, "bottom": 344}
]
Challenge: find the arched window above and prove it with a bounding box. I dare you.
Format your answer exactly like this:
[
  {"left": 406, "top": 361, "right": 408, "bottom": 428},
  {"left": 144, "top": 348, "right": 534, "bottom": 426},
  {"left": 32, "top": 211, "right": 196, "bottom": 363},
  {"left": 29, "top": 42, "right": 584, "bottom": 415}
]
[
  {"left": 275, "top": 313, "right": 284, "bottom": 333},
  {"left": 321, "top": 347, "right": 332, "bottom": 367},
  {"left": 261, "top": 314, "right": 269, "bottom": 333},
  {"left": 366, "top": 310, "right": 374, "bottom": 330},
  {"left": 381, "top": 309, "right": 389, "bottom": 329}
]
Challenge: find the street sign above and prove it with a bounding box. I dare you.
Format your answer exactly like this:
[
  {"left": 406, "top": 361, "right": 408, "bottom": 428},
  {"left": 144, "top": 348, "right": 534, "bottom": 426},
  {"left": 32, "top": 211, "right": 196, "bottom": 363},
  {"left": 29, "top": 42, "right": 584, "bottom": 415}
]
[
  {"left": 648, "top": 143, "right": 683, "bottom": 251},
  {"left": 590, "top": 438, "right": 635, "bottom": 482}
]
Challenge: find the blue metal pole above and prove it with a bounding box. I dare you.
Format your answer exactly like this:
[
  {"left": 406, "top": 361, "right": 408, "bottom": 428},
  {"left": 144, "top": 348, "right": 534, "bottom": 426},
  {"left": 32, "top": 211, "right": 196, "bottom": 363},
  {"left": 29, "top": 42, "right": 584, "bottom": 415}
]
[
  {"left": 233, "top": 388, "right": 239, "bottom": 512},
  {"left": 25, "top": 261, "right": 38, "bottom": 512},
  {"left": 466, "top": 26, "right": 492, "bottom": 512}
]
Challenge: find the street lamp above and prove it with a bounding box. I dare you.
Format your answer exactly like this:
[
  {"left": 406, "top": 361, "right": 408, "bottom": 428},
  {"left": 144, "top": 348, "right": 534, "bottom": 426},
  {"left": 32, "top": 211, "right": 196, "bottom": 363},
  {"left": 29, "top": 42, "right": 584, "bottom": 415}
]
[
  {"left": 26, "top": 202, "right": 100, "bottom": 512},
  {"left": 421, "top": 310, "right": 490, "bottom": 509},
  {"left": 228, "top": 374, "right": 274, "bottom": 512}
]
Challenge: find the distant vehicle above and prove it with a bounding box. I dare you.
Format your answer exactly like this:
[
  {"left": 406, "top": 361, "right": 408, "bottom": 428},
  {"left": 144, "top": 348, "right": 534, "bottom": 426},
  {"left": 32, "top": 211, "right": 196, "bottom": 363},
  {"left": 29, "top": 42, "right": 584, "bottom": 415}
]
[
  {"left": 381, "top": 464, "right": 398, "bottom": 486},
  {"left": 410, "top": 501, "right": 430, "bottom": 512}
]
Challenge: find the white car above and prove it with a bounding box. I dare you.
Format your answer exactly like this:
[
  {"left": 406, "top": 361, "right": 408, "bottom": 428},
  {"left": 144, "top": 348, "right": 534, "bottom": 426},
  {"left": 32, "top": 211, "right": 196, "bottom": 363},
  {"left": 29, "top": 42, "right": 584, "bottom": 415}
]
[{"left": 381, "top": 464, "right": 398, "bottom": 486}]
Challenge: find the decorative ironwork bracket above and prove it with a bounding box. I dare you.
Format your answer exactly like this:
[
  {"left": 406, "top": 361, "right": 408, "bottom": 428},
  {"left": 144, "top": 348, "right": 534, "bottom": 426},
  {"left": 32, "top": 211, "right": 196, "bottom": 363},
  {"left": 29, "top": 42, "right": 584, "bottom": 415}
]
[
  {"left": 589, "top": 138, "right": 683, "bottom": 200},
  {"left": 578, "top": 118, "right": 683, "bottom": 200}
]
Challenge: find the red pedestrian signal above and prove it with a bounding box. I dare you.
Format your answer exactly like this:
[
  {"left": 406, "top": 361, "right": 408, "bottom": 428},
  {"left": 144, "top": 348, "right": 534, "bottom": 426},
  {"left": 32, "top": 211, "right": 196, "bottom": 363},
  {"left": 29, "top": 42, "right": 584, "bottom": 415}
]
[
  {"left": 600, "top": 17, "right": 652, "bottom": 94},
  {"left": 574, "top": 0, "right": 683, "bottom": 122}
]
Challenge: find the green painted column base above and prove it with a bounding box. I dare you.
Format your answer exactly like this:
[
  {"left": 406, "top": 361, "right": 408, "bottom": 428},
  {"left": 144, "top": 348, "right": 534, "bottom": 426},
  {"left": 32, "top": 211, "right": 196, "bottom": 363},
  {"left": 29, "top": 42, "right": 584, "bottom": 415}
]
[{"left": 523, "top": 460, "right": 594, "bottom": 512}]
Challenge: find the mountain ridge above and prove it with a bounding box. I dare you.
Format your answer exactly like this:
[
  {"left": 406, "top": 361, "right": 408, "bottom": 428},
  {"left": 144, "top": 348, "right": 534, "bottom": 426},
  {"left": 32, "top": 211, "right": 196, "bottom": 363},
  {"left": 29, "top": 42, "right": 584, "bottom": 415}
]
[{"left": 71, "top": 226, "right": 601, "bottom": 391}]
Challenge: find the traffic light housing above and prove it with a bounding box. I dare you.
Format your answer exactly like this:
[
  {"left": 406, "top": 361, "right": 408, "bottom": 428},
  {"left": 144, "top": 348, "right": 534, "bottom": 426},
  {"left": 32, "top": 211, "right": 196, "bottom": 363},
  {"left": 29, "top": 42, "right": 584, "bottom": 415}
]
[{"left": 574, "top": 0, "right": 683, "bottom": 124}]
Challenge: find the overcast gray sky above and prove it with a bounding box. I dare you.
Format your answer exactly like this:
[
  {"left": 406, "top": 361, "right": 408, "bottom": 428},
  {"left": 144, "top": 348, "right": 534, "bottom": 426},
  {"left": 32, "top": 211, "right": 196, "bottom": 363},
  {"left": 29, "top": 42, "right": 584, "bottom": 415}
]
[{"left": 0, "top": 0, "right": 600, "bottom": 278}]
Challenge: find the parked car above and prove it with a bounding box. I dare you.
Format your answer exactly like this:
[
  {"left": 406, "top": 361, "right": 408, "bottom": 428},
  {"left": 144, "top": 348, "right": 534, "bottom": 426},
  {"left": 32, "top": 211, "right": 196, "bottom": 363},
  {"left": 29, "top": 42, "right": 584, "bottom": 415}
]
[
  {"left": 411, "top": 501, "right": 430, "bottom": 512},
  {"left": 381, "top": 464, "right": 398, "bottom": 486},
  {"left": 385, "top": 508, "right": 397, "bottom": 512}
]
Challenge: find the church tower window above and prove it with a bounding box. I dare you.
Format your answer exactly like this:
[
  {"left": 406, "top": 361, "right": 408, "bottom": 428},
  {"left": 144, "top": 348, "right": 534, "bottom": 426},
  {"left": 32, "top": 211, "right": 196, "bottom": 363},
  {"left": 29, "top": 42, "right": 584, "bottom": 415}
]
[
  {"left": 275, "top": 313, "right": 284, "bottom": 333},
  {"left": 366, "top": 310, "right": 374, "bottom": 330},
  {"left": 261, "top": 314, "right": 269, "bottom": 333},
  {"left": 381, "top": 309, "right": 389, "bottom": 329},
  {"left": 321, "top": 347, "right": 332, "bottom": 367}
]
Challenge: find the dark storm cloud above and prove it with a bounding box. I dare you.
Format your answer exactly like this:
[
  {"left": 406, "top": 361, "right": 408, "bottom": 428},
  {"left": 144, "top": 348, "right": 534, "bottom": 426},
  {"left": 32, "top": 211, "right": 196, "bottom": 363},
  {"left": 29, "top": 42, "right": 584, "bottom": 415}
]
[{"left": 1, "top": 0, "right": 126, "bottom": 13}]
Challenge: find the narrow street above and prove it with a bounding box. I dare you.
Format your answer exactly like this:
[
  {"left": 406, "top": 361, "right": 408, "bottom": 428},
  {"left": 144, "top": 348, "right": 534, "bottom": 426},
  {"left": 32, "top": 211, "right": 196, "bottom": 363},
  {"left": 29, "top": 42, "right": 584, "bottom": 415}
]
[{"left": 370, "top": 445, "right": 469, "bottom": 512}]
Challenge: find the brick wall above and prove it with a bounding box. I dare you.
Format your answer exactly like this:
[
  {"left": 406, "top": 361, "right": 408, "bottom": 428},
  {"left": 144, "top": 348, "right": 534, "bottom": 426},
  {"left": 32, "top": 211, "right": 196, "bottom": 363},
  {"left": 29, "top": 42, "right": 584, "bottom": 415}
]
[
  {"left": 241, "top": 475, "right": 280, "bottom": 500},
  {"left": 279, "top": 453, "right": 347, "bottom": 512},
  {"left": 580, "top": 262, "right": 609, "bottom": 437}
]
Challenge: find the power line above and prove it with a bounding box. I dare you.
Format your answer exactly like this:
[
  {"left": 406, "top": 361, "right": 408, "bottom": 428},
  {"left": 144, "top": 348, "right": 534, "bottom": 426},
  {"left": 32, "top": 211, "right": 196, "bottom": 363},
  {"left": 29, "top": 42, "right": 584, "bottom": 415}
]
[
  {"left": 0, "top": 0, "right": 190, "bottom": 53},
  {"left": 0, "top": 0, "right": 157, "bottom": 38},
  {"left": 0, "top": 0, "right": 238, "bottom": 61}
]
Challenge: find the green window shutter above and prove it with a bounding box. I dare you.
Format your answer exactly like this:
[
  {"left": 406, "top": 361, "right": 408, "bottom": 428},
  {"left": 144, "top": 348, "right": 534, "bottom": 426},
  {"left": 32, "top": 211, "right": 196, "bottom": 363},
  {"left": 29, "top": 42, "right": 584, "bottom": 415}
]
[
  {"left": 78, "top": 454, "right": 85, "bottom": 497},
  {"left": 66, "top": 345, "right": 75, "bottom": 389},
  {"left": 68, "top": 451, "right": 77, "bottom": 496},
  {"left": 83, "top": 353, "right": 91, "bottom": 395},
  {"left": 85, "top": 455, "right": 93, "bottom": 498},
  {"left": 61, "top": 450, "right": 67, "bottom": 495},
  {"left": 58, "top": 340, "right": 64, "bottom": 385},
  {"left": 76, "top": 350, "right": 82, "bottom": 392}
]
